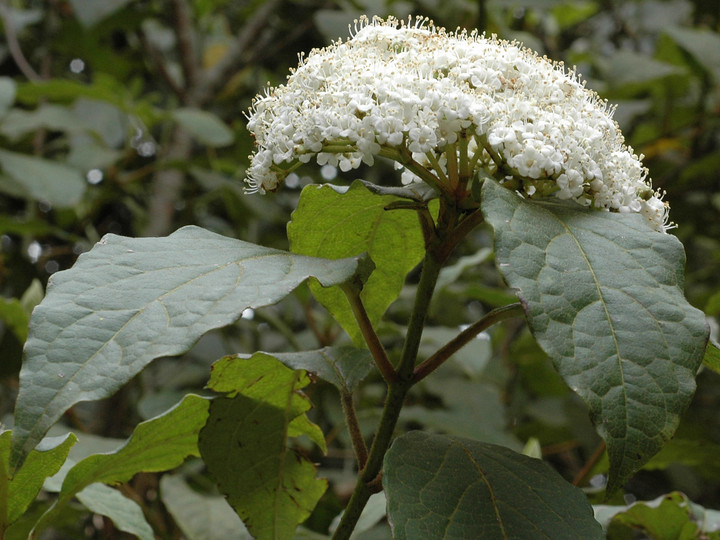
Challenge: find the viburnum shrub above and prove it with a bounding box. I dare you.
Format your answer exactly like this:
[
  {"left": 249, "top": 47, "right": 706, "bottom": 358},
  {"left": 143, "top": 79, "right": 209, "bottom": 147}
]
[{"left": 3, "top": 15, "right": 710, "bottom": 540}]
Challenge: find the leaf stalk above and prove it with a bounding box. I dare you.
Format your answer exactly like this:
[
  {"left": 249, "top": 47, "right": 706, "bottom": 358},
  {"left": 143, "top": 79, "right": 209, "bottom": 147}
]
[
  {"left": 414, "top": 303, "right": 525, "bottom": 382},
  {"left": 332, "top": 251, "right": 444, "bottom": 540},
  {"left": 341, "top": 284, "right": 397, "bottom": 384}
]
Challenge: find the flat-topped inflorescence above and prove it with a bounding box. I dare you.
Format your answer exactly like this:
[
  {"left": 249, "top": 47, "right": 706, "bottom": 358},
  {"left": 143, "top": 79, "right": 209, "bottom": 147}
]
[{"left": 245, "top": 15, "right": 671, "bottom": 233}]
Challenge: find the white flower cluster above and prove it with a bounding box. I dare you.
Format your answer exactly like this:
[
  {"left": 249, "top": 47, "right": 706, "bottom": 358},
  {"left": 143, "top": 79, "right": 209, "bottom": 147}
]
[{"left": 245, "top": 15, "right": 671, "bottom": 232}]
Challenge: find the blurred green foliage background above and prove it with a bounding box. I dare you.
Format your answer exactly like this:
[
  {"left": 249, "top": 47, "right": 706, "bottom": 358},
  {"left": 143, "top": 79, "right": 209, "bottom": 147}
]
[{"left": 1, "top": 0, "right": 719, "bottom": 538}]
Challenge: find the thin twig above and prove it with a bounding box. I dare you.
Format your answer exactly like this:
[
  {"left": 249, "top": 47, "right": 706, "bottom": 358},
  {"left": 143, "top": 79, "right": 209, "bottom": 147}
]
[
  {"left": 332, "top": 252, "right": 445, "bottom": 540},
  {"left": 436, "top": 207, "right": 485, "bottom": 262},
  {"left": 142, "top": 126, "right": 193, "bottom": 237},
  {"left": 171, "top": 0, "right": 199, "bottom": 100},
  {"left": 191, "top": 0, "right": 282, "bottom": 104},
  {"left": 138, "top": 29, "right": 186, "bottom": 100},
  {"left": 572, "top": 440, "right": 606, "bottom": 487},
  {"left": 414, "top": 303, "right": 525, "bottom": 382},
  {"left": 254, "top": 309, "right": 302, "bottom": 351},
  {"left": 425, "top": 151, "right": 450, "bottom": 185},
  {"left": 400, "top": 146, "right": 454, "bottom": 198},
  {"left": 445, "top": 142, "right": 459, "bottom": 190},
  {"left": 477, "top": 0, "right": 488, "bottom": 33},
  {"left": 415, "top": 205, "right": 437, "bottom": 250},
  {"left": 341, "top": 284, "right": 397, "bottom": 383},
  {"left": 341, "top": 390, "right": 368, "bottom": 469},
  {"left": 0, "top": 0, "right": 41, "bottom": 81}
]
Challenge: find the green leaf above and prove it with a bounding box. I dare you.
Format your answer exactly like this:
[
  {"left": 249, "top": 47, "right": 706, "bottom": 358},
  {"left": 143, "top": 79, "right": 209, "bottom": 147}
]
[
  {"left": 67, "top": 0, "right": 133, "bottom": 27},
  {"left": 705, "top": 291, "right": 720, "bottom": 316},
  {"left": 703, "top": 343, "right": 720, "bottom": 375},
  {"left": 602, "top": 50, "right": 684, "bottom": 86},
  {"left": 75, "top": 483, "right": 154, "bottom": 540},
  {"left": 160, "top": 474, "right": 253, "bottom": 540},
  {"left": 31, "top": 394, "right": 209, "bottom": 535},
  {"left": 595, "top": 491, "right": 714, "bottom": 540},
  {"left": 75, "top": 97, "right": 126, "bottom": 141},
  {"left": 288, "top": 181, "right": 425, "bottom": 343},
  {"left": 0, "top": 77, "right": 16, "bottom": 115},
  {"left": 481, "top": 179, "right": 709, "bottom": 493},
  {"left": 550, "top": 1, "right": 598, "bottom": 29},
  {"left": 644, "top": 438, "right": 720, "bottom": 479},
  {"left": 0, "top": 299, "right": 29, "bottom": 343},
  {"left": 199, "top": 354, "right": 327, "bottom": 540},
  {"left": 0, "top": 104, "right": 81, "bottom": 141},
  {"left": 401, "top": 378, "right": 520, "bottom": 449},
  {"left": 67, "top": 134, "right": 123, "bottom": 170},
  {"left": 19, "top": 279, "right": 44, "bottom": 315},
  {"left": 0, "top": 149, "right": 85, "bottom": 207},
  {"left": 0, "top": 279, "right": 45, "bottom": 343},
  {"left": 436, "top": 248, "right": 492, "bottom": 290},
  {"left": 0, "top": 431, "right": 76, "bottom": 531},
  {"left": 238, "top": 346, "right": 375, "bottom": 392},
  {"left": 664, "top": 26, "right": 720, "bottom": 83},
  {"left": 172, "top": 108, "right": 235, "bottom": 147},
  {"left": 205, "top": 353, "right": 326, "bottom": 453},
  {"left": 383, "top": 431, "right": 603, "bottom": 539},
  {"left": 11, "top": 226, "right": 365, "bottom": 471},
  {"left": 14, "top": 77, "right": 159, "bottom": 126},
  {"left": 62, "top": 394, "right": 208, "bottom": 498},
  {"left": 15, "top": 79, "right": 120, "bottom": 106}
]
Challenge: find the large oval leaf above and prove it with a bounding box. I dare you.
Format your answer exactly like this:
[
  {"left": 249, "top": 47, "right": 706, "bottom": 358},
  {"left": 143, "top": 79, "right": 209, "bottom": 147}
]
[
  {"left": 11, "top": 226, "right": 367, "bottom": 470},
  {"left": 383, "top": 431, "right": 603, "bottom": 539},
  {"left": 481, "top": 179, "right": 708, "bottom": 493}
]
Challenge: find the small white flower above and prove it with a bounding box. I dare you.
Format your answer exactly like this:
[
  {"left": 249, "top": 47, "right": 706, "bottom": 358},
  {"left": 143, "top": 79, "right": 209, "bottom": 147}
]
[{"left": 244, "top": 15, "right": 672, "bottom": 232}]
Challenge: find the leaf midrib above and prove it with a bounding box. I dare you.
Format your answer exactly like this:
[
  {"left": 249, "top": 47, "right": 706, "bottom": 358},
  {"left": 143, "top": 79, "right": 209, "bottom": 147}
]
[{"left": 21, "top": 250, "right": 301, "bottom": 455}]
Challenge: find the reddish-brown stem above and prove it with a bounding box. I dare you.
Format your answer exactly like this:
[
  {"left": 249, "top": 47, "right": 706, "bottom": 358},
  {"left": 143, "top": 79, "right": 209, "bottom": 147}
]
[
  {"left": 341, "top": 390, "right": 368, "bottom": 469},
  {"left": 414, "top": 303, "right": 525, "bottom": 382},
  {"left": 341, "top": 284, "right": 397, "bottom": 383},
  {"left": 572, "top": 440, "right": 607, "bottom": 487},
  {"left": 436, "top": 207, "right": 485, "bottom": 262}
]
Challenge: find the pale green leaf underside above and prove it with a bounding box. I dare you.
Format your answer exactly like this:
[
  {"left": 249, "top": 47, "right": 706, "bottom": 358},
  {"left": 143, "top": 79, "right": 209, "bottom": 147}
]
[
  {"left": 160, "top": 474, "right": 253, "bottom": 540},
  {"left": 288, "top": 181, "right": 425, "bottom": 343},
  {"left": 11, "top": 226, "right": 364, "bottom": 470},
  {"left": 0, "top": 149, "right": 85, "bottom": 207},
  {"left": 76, "top": 483, "right": 154, "bottom": 540},
  {"left": 664, "top": 26, "right": 720, "bottom": 83},
  {"left": 383, "top": 431, "right": 603, "bottom": 539},
  {"left": 481, "top": 180, "right": 708, "bottom": 493},
  {"left": 200, "top": 355, "right": 327, "bottom": 540},
  {"left": 172, "top": 108, "right": 235, "bottom": 147}
]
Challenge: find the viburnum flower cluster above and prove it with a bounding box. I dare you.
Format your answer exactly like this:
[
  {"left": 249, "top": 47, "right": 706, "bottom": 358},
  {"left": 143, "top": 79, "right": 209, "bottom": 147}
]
[{"left": 245, "top": 15, "right": 671, "bottom": 232}]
